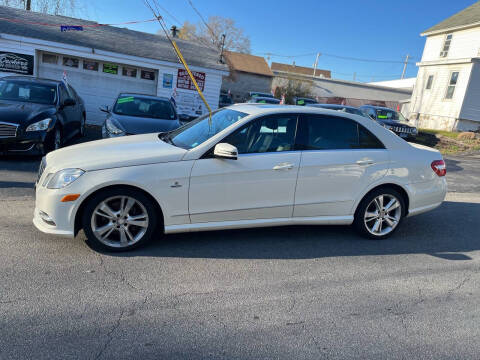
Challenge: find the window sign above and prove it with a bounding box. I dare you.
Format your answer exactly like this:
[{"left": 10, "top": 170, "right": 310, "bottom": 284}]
[
  {"left": 103, "top": 63, "right": 118, "bottom": 75},
  {"left": 83, "top": 60, "right": 98, "bottom": 71},
  {"left": 0, "top": 52, "right": 34, "bottom": 75},
  {"left": 42, "top": 53, "right": 58, "bottom": 64},
  {"left": 141, "top": 69, "right": 155, "bottom": 80},
  {"left": 63, "top": 57, "right": 79, "bottom": 68},
  {"left": 176, "top": 69, "right": 205, "bottom": 91},
  {"left": 122, "top": 67, "right": 137, "bottom": 77},
  {"left": 163, "top": 73, "right": 173, "bottom": 88}
]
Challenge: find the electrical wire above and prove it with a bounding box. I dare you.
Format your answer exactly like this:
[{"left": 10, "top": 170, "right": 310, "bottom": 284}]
[
  {"left": 185, "top": 0, "right": 218, "bottom": 41},
  {"left": 259, "top": 51, "right": 415, "bottom": 64},
  {"left": 0, "top": 16, "right": 157, "bottom": 28}
]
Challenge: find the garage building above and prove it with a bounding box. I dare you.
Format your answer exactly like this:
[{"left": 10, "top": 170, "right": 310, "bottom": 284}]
[{"left": 0, "top": 6, "right": 228, "bottom": 124}]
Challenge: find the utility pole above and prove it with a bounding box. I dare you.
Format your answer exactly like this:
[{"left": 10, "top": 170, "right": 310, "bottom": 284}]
[
  {"left": 313, "top": 52, "right": 320, "bottom": 78},
  {"left": 401, "top": 54, "right": 410, "bottom": 79},
  {"left": 25, "top": 0, "right": 31, "bottom": 10},
  {"left": 353, "top": 72, "right": 356, "bottom": 82},
  {"left": 219, "top": 34, "right": 226, "bottom": 63}
]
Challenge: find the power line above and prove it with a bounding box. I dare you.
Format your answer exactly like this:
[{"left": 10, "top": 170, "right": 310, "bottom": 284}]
[
  {"left": 258, "top": 51, "right": 416, "bottom": 64},
  {"left": 185, "top": 0, "right": 218, "bottom": 40}
]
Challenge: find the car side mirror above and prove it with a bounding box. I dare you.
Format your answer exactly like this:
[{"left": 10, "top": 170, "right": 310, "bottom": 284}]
[
  {"left": 214, "top": 143, "right": 238, "bottom": 160},
  {"left": 62, "top": 98, "right": 76, "bottom": 107},
  {"left": 99, "top": 105, "right": 110, "bottom": 113}
]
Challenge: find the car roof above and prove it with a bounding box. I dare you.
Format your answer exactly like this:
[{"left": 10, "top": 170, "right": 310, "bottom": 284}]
[
  {"left": 117, "top": 93, "right": 170, "bottom": 101},
  {"left": 2, "top": 75, "right": 62, "bottom": 86},
  {"left": 360, "top": 105, "right": 395, "bottom": 111},
  {"left": 230, "top": 103, "right": 363, "bottom": 117}
]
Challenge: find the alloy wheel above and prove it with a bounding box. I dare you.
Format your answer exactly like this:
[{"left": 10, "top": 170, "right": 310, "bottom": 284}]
[
  {"left": 91, "top": 195, "right": 149, "bottom": 248},
  {"left": 363, "top": 194, "right": 402, "bottom": 236}
]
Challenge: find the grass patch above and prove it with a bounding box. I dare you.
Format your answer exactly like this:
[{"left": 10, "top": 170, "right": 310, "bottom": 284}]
[
  {"left": 412, "top": 129, "right": 480, "bottom": 155},
  {"left": 419, "top": 128, "right": 459, "bottom": 139}
]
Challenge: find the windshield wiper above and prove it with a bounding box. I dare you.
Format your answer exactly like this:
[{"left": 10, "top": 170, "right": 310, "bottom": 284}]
[{"left": 159, "top": 132, "right": 174, "bottom": 145}]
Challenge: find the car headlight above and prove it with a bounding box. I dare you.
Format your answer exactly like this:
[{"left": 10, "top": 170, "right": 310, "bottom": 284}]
[
  {"left": 46, "top": 168, "right": 85, "bottom": 189},
  {"left": 105, "top": 118, "right": 125, "bottom": 136},
  {"left": 26, "top": 118, "right": 52, "bottom": 132}
]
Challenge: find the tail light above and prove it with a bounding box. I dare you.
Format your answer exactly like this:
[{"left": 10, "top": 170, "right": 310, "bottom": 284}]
[{"left": 431, "top": 160, "right": 446, "bottom": 177}]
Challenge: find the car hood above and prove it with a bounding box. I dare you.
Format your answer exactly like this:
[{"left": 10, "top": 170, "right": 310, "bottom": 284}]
[
  {"left": 111, "top": 114, "right": 181, "bottom": 135},
  {"left": 377, "top": 119, "right": 414, "bottom": 128},
  {"left": 46, "top": 133, "right": 187, "bottom": 172},
  {"left": 0, "top": 101, "right": 54, "bottom": 125}
]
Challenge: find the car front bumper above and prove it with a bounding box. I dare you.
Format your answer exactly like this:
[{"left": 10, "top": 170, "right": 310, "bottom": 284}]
[{"left": 0, "top": 130, "right": 49, "bottom": 155}]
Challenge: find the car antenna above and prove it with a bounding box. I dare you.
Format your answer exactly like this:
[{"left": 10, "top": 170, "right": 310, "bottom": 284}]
[{"left": 144, "top": 0, "right": 213, "bottom": 126}]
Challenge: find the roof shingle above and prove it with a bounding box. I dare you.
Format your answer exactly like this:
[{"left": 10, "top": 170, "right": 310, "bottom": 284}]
[
  {"left": 271, "top": 62, "right": 331, "bottom": 78},
  {"left": 224, "top": 51, "right": 273, "bottom": 77},
  {"left": 423, "top": 1, "right": 480, "bottom": 35},
  {"left": 0, "top": 5, "right": 228, "bottom": 72}
]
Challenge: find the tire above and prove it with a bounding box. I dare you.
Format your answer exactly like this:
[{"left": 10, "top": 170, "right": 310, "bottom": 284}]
[
  {"left": 79, "top": 115, "right": 86, "bottom": 137},
  {"left": 43, "top": 126, "right": 62, "bottom": 154},
  {"left": 82, "top": 188, "right": 158, "bottom": 252},
  {"left": 353, "top": 187, "right": 406, "bottom": 240}
]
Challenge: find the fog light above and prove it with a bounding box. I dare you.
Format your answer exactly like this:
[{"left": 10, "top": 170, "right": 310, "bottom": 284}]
[{"left": 39, "top": 211, "right": 56, "bottom": 226}]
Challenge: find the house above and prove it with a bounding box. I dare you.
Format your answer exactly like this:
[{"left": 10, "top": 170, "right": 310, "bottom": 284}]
[
  {"left": 410, "top": 1, "right": 480, "bottom": 131},
  {"left": 221, "top": 51, "right": 273, "bottom": 102},
  {"left": 0, "top": 6, "right": 228, "bottom": 123}
]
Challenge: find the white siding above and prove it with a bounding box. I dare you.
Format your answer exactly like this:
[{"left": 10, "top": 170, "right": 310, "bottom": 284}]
[
  {"left": 0, "top": 37, "right": 36, "bottom": 77},
  {"left": 459, "top": 61, "right": 480, "bottom": 122},
  {"left": 410, "top": 63, "right": 473, "bottom": 130},
  {"left": 422, "top": 27, "right": 480, "bottom": 62}
]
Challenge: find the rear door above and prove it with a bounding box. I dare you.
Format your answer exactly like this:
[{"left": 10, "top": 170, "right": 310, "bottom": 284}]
[
  {"left": 293, "top": 114, "right": 389, "bottom": 217},
  {"left": 189, "top": 113, "right": 301, "bottom": 223}
]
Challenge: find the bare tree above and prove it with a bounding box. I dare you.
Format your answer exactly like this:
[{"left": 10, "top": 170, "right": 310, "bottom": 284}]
[
  {"left": 0, "top": 0, "right": 78, "bottom": 16},
  {"left": 274, "top": 76, "right": 314, "bottom": 104},
  {"left": 176, "top": 16, "right": 251, "bottom": 54}
]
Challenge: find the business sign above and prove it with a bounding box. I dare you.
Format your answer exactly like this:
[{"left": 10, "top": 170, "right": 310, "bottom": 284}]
[
  {"left": 176, "top": 91, "right": 206, "bottom": 118},
  {"left": 176, "top": 69, "right": 205, "bottom": 91},
  {"left": 0, "top": 52, "right": 34, "bottom": 75},
  {"left": 60, "top": 25, "right": 83, "bottom": 32},
  {"left": 163, "top": 73, "right": 173, "bottom": 88}
]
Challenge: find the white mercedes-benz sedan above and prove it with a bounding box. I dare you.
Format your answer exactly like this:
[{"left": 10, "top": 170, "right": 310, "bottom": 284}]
[{"left": 33, "top": 104, "right": 447, "bottom": 251}]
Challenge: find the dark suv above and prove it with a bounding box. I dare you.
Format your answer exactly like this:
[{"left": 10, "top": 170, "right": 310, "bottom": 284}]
[
  {"left": 359, "top": 105, "right": 417, "bottom": 139},
  {"left": 0, "top": 76, "right": 85, "bottom": 155}
]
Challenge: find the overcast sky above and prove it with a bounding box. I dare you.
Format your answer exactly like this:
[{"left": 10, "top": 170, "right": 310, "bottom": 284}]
[{"left": 84, "top": 0, "right": 478, "bottom": 82}]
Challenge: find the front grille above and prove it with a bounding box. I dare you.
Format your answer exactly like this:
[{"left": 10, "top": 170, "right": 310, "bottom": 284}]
[
  {"left": 0, "top": 122, "right": 18, "bottom": 138},
  {"left": 37, "top": 157, "right": 46, "bottom": 184},
  {"left": 393, "top": 126, "right": 413, "bottom": 133}
]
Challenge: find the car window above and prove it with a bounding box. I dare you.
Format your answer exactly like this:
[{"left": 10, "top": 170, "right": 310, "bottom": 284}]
[
  {"left": 0, "top": 79, "right": 57, "bottom": 105},
  {"left": 222, "top": 114, "right": 298, "bottom": 154},
  {"left": 113, "top": 95, "right": 176, "bottom": 119},
  {"left": 59, "top": 84, "right": 69, "bottom": 102},
  {"left": 297, "top": 114, "right": 384, "bottom": 150},
  {"left": 67, "top": 85, "right": 79, "bottom": 101}
]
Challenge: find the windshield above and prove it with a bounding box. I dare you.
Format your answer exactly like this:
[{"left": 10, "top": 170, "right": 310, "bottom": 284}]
[
  {"left": 0, "top": 80, "right": 57, "bottom": 105},
  {"left": 165, "top": 108, "right": 248, "bottom": 149},
  {"left": 376, "top": 109, "right": 406, "bottom": 122},
  {"left": 113, "top": 95, "right": 176, "bottom": 119}
]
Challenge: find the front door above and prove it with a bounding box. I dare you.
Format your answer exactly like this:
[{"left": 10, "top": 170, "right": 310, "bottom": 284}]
[
  {"left": 293, "top": 113, "right": 390, "bottom": 217},
  {"left": 189, "top": 113, "right": 301, "bottom": 223}
]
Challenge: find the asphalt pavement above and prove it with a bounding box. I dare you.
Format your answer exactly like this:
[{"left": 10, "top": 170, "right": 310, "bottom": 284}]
[{"left": 1, "top": 138, "right": 480, "bottom": 360}]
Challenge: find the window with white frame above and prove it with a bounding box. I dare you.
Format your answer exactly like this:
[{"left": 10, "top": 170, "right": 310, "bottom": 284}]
[
  {"left": 425, "top": 75, "right": 434, "bottom": 90},
  {"left": 445, "top": 71, "right": 459, "bottom": 99},
  {"left": 440, "top": 34, "right": 452, "bottom": 58}
]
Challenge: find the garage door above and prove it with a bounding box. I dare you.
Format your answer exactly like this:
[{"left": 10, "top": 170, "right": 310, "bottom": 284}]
[{"left": 38, "top": 53, "right": 158, "bottom": 125}]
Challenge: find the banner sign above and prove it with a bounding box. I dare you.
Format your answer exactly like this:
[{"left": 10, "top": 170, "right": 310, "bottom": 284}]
[
  {"left": 176, "top": 69, "right": 205, "bottom": 91},
  {"left": 0, "top": 52, "right": 34, "bottom": 75},
  {"left": 60, "top": 25, "right": 83, "bottom": 32},
  {"left": 103, "top": 63, "right": 118, "bottom": 75}
]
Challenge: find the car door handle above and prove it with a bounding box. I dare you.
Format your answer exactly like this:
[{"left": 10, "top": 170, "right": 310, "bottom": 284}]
[
  {"left": 273, "top": 162, "right": 294, "bottom": 170},
  {"left": 356, "top": 159, "right": 374, "bottom": 166}
]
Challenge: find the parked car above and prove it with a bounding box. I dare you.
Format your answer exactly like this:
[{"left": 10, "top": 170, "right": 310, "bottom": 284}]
[
  {"left": 34, "top": 104, "right": 447, "bottom": 252},
  {"left": 359, "top": 105, "right": 417, "bottom": 139},
  {"left": 247, "top": 96, "right": 281, "bottom": 104},
  {"left": 308, "top": 104, "right": 368, "bottom": 117},
  {"left": 0, "top": 76, "right": 85, "bottom": 155},
  {"left": 218, "top": 93, "right": 233, "bottom": 108},
  {"left": 101, "top": 93, "right": 180, "bottom": 138},
  {"left": 248, "top": 91, "right": 275, "bottom": 100},
  {"left": 294, "top": 97, "right": 318, "bottom": 106}
]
